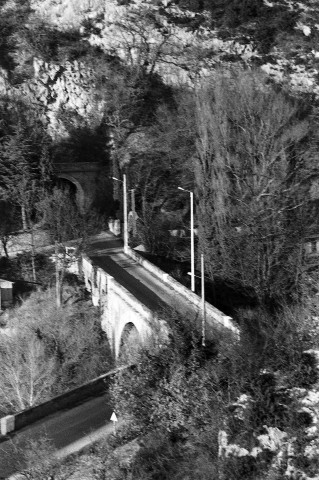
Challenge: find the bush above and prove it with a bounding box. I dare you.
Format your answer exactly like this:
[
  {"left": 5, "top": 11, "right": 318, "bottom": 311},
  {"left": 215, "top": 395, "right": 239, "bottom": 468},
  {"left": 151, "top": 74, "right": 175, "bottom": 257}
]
[{"left": 110, "top": 298, "right": 319, "bottom": 479}]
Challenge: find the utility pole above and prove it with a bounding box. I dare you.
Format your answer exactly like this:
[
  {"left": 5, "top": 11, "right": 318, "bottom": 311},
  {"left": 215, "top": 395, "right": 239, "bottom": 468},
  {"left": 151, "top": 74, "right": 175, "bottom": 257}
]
[
  {"left": 55, "top": 241, "right": 61, "bottom": 308},
  {"left": 123, "top": 174, "right": 128, "bottom": 253},
  {"left": 130, "top": 188, "right": 137, "bottom": 237},
  {"left": 112, "top": 174, "right": 128, "bottom": 253},
  {"left": 178, "top": 187, "right": 195, "bottom": 292},
  {"left": 201, "top": 253, "right": 206, "bottom": 347},
  {"left": 190, "top": 191, "right": 195, "bottom": 292}
]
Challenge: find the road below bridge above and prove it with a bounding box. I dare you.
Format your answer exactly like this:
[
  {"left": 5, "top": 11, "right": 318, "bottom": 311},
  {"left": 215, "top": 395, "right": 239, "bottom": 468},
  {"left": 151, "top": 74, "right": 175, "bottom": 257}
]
[{"left": 0, "top": 393, "right": 118, "bottom": 478}]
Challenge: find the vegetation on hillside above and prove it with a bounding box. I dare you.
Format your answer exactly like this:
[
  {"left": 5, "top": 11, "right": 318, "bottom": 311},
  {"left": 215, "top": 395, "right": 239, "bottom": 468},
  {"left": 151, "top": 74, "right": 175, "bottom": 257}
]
[
  {"left": 1, "top": 0, "right": 319, "bottom": 478},
  {"left": 12, "top": 301, "right": 319, "bottom": 479}
]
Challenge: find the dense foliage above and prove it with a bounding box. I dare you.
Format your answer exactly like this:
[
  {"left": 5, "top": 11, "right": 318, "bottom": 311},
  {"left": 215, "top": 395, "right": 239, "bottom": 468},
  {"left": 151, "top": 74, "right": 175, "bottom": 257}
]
[
  {"left": 15, "top": 302, "right": 319, "bottom": 479},
  {"left": 107, "top": 304, "right": 319, "bottom": 479}
]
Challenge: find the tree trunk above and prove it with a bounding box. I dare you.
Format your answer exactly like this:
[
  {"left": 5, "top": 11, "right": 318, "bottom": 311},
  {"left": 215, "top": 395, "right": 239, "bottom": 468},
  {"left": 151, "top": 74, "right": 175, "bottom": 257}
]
[
  {"left": 30, "top": 226, "right": 36, "bottom": 282},
  {"left": 55, "top": 241, "right": 62, "bottom": 308},
  {"left": 1, "top": 238, "right": 9, "bottom": 258},
  {"left": 21, "top": 205, "right": 27, "bottom": 231}
]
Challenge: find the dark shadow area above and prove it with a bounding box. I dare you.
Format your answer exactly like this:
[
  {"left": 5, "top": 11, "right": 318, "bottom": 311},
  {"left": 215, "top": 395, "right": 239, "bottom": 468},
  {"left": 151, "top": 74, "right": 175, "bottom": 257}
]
[
  {"left": 53, "top": 121, "right": 110, "bottom": 165},
  {"left": 119, "top": 322, "right": 140, "bottom": 361},
  {"left": 0, "top": 253, "right": 55, "bottom": 303},
  {"left": 54, "top": 178, "right": 77, "bottom": 201},
  {"left": 168, "top": 0, "right": 299, "bottom": 54},
  {"left": 0, "top": 0, "right": 31, "bottom": 73},
  {"left": 136, "top": 252, "right": 258, "bottom": 316}
]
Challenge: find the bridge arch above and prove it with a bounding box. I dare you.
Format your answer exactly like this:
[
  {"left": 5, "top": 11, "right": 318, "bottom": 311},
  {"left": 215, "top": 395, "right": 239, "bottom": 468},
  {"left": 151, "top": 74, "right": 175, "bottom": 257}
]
[
  {"left": 119, "top": 322, "right": 141, "bottom": 359},
  {"left": 56, "top": 173, "right": 86, "bottom": 212}
]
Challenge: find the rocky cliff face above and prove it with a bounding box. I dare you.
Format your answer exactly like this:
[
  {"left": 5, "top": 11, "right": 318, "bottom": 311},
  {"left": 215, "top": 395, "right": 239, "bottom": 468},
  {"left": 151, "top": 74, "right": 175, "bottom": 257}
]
[
  {"left": 1, "top": 0, "right": 319, "bottom": 139},
  {"left": 30, "top": 0, "right": 319, "bottom": 94},
  {"left": 0, "top": 1, "right": 105, "bottom": 138},
  {"left": 24, "top": 57, "right": 100, "bottom": 138}
]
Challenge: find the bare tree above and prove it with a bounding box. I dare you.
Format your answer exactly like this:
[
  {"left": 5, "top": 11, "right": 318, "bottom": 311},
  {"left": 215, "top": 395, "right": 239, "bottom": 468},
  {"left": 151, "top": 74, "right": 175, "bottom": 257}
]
[
  {"left": 0, "top": 290, "right": 111, "bottom": 414},
  {"left": 0, "top": 120, "right": 52, "bottom": 279},
  {"left": 0, "top": 123, "right": 38, "bottom": 230},
  {"left": 0, "top": 200, "right": 19, "bottom": 258},
  {"left": 194, "top": 69, "right": 316, "bottom": 301},
  {"left": 0, "top": 333, "right": 57, "bottom": 412},
  {"left": 36, "top": 187, "right": 102, "bottom": 306}
]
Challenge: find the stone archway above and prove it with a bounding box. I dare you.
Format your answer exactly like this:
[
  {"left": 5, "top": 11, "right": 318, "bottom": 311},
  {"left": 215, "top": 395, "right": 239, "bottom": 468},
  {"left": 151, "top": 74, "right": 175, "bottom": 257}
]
[
  {"left": 56, "top": 173, "right": 86, "bottom": 213},
  {"left": 119, "top": 322, "right": 141, "bottom": 361}
]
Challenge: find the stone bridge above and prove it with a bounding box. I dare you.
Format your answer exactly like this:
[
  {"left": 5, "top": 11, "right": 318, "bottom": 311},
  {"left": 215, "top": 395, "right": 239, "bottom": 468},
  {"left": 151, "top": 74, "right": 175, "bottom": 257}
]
[
  {"left": 80, "top": 254, "right": 161, "bottom": 358},
  {"left": 78, "top": 238, "right": 239, "bottom": 358},
  {"left": 53, "top": 162, "right": 103, "bottom": 212}
]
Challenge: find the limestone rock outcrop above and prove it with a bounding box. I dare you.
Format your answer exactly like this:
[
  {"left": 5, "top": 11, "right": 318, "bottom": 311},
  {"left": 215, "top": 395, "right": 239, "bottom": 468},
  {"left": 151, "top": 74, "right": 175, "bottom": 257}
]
[
  {"left": 0, "top": 56, "right": 102, "bottom": 138},
  {"left": 29, "top": 0, "right": 319, "bottom": 96},
  {"left": 1, "top": 0, "right": 319, "bottom": 137}
]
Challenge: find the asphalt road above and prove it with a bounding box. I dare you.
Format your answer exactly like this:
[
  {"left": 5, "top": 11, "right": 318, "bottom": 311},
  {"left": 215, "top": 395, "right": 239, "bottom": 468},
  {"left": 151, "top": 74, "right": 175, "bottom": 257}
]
[
  {"left": 0, "top": 394, "right": 116, "bottom": 479},
  {"left": 86, "top": 235, "right": 168, "bottom": 312},
  {"left": 90, "top": 254, "right": 166, "bottom": 312},
  {"left": 85, "top": 233, "right": 201, "bottom": 323}
]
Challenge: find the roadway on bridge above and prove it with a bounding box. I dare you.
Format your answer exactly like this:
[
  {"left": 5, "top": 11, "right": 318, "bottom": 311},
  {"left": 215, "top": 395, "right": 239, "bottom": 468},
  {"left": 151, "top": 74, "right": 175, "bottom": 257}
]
[
  {"left": 86, "top": 233, "right": 201, "bottom": 323},
  {"left": 88, "top": 250, "right": 166, "bottom": 312},
  {"left": 0, "top": 393, "right": 117, "bottom": 478}
]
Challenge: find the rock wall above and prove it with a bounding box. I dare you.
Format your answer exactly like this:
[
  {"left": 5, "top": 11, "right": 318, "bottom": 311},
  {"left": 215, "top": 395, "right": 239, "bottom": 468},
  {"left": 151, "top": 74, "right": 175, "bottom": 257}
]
[
  {"left": 2, "top": 58, "right": 102, "bottom": 139},
  {"left": 29, "top": 0, "right": 319, "bottom": 96},
  {"left": 1, "top": 0, "right": 319, "bottom": 140}
]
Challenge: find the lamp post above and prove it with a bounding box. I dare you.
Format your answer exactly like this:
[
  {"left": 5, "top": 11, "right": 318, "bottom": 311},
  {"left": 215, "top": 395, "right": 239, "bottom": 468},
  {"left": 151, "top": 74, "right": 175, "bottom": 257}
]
[
  {"left": 178, "top": 186, "right": 195, "bottom": 292},
  {"left": 112, "top": 174, "right": 128, "bottom": 253}
]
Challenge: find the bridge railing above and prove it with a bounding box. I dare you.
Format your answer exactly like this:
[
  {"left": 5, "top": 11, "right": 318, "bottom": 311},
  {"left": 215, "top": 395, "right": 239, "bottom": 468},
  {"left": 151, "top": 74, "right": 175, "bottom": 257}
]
[{"left": 125, "top": 247, "right": 239, "bottom": 337}]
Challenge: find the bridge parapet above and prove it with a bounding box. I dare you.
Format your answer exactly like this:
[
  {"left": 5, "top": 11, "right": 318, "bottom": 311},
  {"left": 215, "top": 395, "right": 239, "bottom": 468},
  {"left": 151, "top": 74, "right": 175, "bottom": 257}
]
[{"left": 125, "top": 247, "right": 239, "bottom": 337}]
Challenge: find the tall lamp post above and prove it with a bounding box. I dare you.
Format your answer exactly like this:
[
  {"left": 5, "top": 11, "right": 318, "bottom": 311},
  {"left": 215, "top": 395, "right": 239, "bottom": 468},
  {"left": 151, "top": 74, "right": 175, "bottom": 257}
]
[
  {"left": 178, "top": 186, "right": 195, "bottom": 292},
  {"left": 112, "top": 174, "right": 128, "bottom": 253}
]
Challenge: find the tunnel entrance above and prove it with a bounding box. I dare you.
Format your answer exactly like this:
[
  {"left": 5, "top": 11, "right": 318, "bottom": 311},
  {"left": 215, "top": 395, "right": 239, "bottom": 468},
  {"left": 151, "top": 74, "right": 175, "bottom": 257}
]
[
  {"left": 54, "top": 174, "right": 86, "bottom": 212},
  {"left": 55, "top": 177, "right": 77, "bottom": 201}
]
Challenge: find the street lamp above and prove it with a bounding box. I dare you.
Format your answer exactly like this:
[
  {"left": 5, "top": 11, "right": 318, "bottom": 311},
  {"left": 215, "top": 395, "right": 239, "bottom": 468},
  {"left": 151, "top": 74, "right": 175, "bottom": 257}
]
[
  {"left": 188, "top": 253, "right": 206, "bottom": 347},
  {"left": 112, "top": 174, "right": 128, "bottom": 253},
  {"left": 178, "top": 186, "right": 195, "bottom": 292}
]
